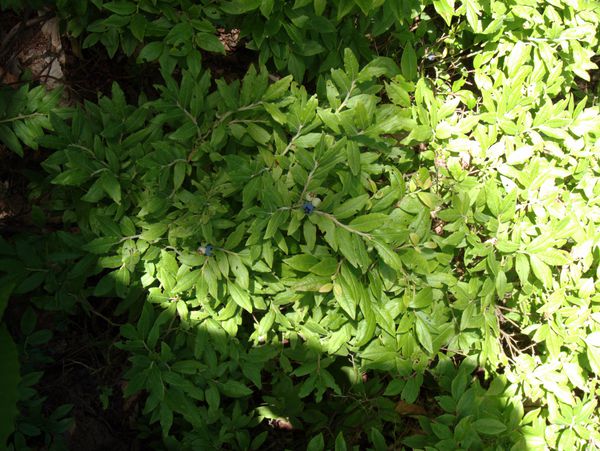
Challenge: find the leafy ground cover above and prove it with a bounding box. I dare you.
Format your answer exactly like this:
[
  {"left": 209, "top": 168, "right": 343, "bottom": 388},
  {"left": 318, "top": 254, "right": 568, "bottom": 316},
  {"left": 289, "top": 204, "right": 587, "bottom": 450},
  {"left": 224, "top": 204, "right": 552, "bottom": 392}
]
[{"left": 1, "top": 0, "right": 600, "bottom": 450}]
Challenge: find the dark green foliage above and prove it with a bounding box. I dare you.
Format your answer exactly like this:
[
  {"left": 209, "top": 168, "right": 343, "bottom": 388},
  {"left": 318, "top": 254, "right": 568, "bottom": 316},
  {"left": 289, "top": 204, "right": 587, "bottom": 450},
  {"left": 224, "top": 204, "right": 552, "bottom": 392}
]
[
  {"left": 0, "top": 85, "right": 62, "bottom": 157},
  {"left": 1, "top": 0, "right": 600, "bottom": 449}
]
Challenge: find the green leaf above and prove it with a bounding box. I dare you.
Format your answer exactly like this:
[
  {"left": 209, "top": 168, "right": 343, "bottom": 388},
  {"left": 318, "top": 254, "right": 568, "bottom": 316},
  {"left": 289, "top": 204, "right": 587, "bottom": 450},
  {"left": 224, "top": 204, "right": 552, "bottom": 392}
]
[
  {"left": 347, "top": 141, "right": 360, "bottom": 175},
  {"left": 260, "top": 0, "right": 274, "bottom": 16},
  {"left": 506, "top": 145, "right": 534, "bottom": 165},
  {"left": 138, "top": 41, "right": 164, "bottom": 62},
  {"left": 284, "top": 254, "right": 319, "bottom": 272},
  {"left": 81, "top": 237, "right": 118, "bottom": 254},
  {"left": 314, "top": 0, "right": 326, "bottom": 15},
  {"left": 383, "top": 379, "right": 405, "bottom": 396},
  {"left": 370, "top": 427, "right": 387, "bottom": 451},
  {"left": 51, "top": 168, "right": 88, "bottom": 186},
  {"left": 309, "top": 257, "right": 338, "bottom": 276},
  {"left": 100, "top": 172, "right": 122, "bottom": 204},
  {"left": 303, "top": 220, "right": 316, "bottom": 250},
  {"left": 218, "top": 380, "right": 253, "bottom": 397},
  {"left": 293, "top": 0, "right": 311, "bottom": 8},
  {"left": 332, "top": 194, "right": 369, "bottom": 219},
  {"left": 159, "top": 403, "right": 173, "bottom": 435},
  {"left": 9, "top": 118, "right": 39, "bottom": 149},
  {"left": 140, "top": 223, "right": 168, "bottom": 241},
  {"left": 130, "top": 14, "right": 146, "bottom": 41},
  {"left": 376, "top": 113, "right": 416, "bottom": 133},
  {"left": 417, "top": 192, "right": 441, "bottom": 209},
  {"left": 173, "top": 161, "right": 186, "bottom": 191},
  {"left": 0, "top": 125, "right": 24, "bottom": 156},
  {"left": 495, "top": 270, "right": 507, "bottom": 297},
  {"left": 535, "top": 249, "right": 570, "bottom": 266},
  {"left": 409, "top": 287, "right": 433, "bottom": 309},
  {"left": 401, "top": 43, "right": 417, "bottom": 81},
  {"left": 103, "top": 1, "right": 136, "bottom": 15},
  {"left": 587, "top": 345, "right": 600, "bottom": 374},
  {"left": 220, "top": 0, "right": 261, "bottom": 14},
  {"left": 170, "top": 122, "right": 198, "bottom": 141},
  {"left": 515, "top": 253, "right": 529, "bottom": 285},
  {"left": 334, "top": 432, "right": 347, "bottom": 451},
  {"left": 288, "top": 53, "right": 306, "bottom": 81},
  {"left": 333, "top": 279, "right": 356, "bottom": 320},
  {"left": 355, "top": 295, "right": 376, "bottom": 346},
  {"left": 172, "top": 360, "right": 205, "bottom": 374},
  {"left": 349, "top": 214, "right": 388, "bottom": 232},
  {"left": 402, "top": 373, "right": 422, "bottom": 403},
  {"left": 173, "top": 269, "right": 201, "bottom": 293},
  {"left": 415, "top": 313, "right": 433, "bottom": 353},
  {"left": 0, "top": 325, "right": 20, "bottom": 447},
  {"left": 336, "top": 0, "right": 355, "bottom": 20},
  {"left": 265, "top": 210, "right": 288, "bottom": 239},
  {"left": 263, "top": 75, "right": 293, "bottom": 101},
  {"left": 373, "top": 240, "right": 403, "bottom": 271},
  {"left": 505, "top": 42, "right": 530, "bottom": 78},
  {"left": 354, "top": 0, "right": 373, "bottom": 15},
  {"left": 559, "top": 428, "right": 576, "bottom": 450},
  {"left": 247, "top": 123, "right": 271, "bottom": 145},
  {"left": 307, "top": 433, "right": 325, "bottom": 451},
  {"left": 485, "top": 181, "right": 500, "bottom": 215},
  {"left": 432, "top": 0, "right": 454, "bottom": 26},
  {"left": 196, "top": 32, "right": 226, "bottom": 54},
  {"left": 343, "top": 48, "right": 359, "bottom": 80},
  {"left": 228, "top": 280, "right": 253, "bottom": 312},
  {"left": 529, "top": 254, "right": 552, "bottom": 288},
  {"left": 472, "top": 418, "right": 507, "bottom": 435},
  {"left": 464, "top": 0, "right": 481, "bottom": 32}
]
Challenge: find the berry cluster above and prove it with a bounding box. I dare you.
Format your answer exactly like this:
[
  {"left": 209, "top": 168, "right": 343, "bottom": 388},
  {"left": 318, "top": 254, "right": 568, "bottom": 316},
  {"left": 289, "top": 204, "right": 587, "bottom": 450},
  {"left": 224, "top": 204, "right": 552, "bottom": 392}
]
[{"left": 198, "top": 244, "right": 214, "bottom": 256}]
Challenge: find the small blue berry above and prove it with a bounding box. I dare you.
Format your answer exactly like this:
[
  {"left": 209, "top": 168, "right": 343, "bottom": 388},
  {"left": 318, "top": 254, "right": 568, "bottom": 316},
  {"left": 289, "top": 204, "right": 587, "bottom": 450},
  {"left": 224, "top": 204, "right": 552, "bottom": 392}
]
[
  {"left": 204, "top": 244, "right": 214, "bottom": 256},
  {"left": 303, "top": 201, "right": 314, "bottom": 214},
  {"left": 426, "top": 54, "right": 436, "bottom": 62}
]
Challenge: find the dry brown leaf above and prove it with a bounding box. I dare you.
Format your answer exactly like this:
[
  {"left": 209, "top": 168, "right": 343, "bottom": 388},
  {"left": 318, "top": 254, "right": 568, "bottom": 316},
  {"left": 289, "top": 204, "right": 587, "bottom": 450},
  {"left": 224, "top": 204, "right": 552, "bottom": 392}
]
[{"left": 395, "top": 400, "right": 427, "bottom": 416}]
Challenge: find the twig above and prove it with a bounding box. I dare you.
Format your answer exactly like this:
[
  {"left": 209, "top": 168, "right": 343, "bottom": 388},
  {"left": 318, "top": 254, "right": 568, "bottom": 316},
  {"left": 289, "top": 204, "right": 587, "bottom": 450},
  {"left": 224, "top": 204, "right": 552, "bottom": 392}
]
[
  {"left": 0, "top": 12, "right": 53, "bottom": 60},
  {"left": 281, "top": 125, "right": 303, "bottom": 156},
  {"left": 298, "top": 161, "right": 319, "bottom": 203},
  {"left": 335, "top": 80, "right": 356, "bottom": 114},
  {"left": 84, "top": 302, "right": 124, "bottom": 327},
  {"left": 314, "top": 211, "right": 373, "bottom": 240},
  {"left": 0, "top": 113, "right": 45, "bottom": 124},
  {"left": 215, "top": 102, "right": 263, "bottom": 122}
]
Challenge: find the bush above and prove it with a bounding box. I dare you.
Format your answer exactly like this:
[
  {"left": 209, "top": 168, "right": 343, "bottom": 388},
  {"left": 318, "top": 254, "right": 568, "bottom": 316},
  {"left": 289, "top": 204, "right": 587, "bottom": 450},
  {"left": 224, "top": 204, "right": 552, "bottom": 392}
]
[{"left": 1, "top": 0, "right": 599, "bottom": 449}]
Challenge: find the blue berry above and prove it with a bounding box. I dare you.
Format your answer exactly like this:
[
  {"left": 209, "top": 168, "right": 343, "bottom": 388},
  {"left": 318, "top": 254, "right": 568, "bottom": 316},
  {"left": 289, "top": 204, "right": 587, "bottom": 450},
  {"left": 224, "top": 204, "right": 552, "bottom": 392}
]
[
  {"left": 303, "top": 201, "right": 314, "bottom": 214},
  {"left": 204, "top": 244, "right": 214, "bottom": 256},
  {"left": 426, "top": 54, "right": 436, "bottom": 62}
]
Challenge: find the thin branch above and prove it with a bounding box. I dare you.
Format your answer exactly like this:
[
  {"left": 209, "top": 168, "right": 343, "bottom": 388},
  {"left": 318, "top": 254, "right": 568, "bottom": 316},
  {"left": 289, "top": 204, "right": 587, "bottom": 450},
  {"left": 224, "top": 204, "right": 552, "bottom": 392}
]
[
  {"left": 298, "top": 161, "right": 319, "bottom": 203},
  {"left": 0, "top": 113, "right": 45, "bottom": 124},
  {"left": 215, "top": 102, "right": 263, "bottom": 122},
  {"left": 314, "top": 211, "right": 373, "bottom": 240},
  {"left": 281, "top": 125, "right": 303, "bottom": 156},
  {"left": 335, "top": 80, "right": 356, "bottom": 114},
  {"left": 0, "top": 12, "right": 53, "bottom": 59}
]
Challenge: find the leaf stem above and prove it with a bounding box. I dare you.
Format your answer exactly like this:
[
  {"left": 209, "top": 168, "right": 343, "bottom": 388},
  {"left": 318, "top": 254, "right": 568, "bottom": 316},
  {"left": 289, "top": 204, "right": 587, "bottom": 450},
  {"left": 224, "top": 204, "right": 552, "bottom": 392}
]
[
  {"left": 215, "top": 102, "right": 264, "bottom": 122},
  {"left": 335, "top": 80, "right": 356, "bottom": 114},
  {"left": 281, "top": 125, "right": 303, "bottom": 156},
  {"left": 299, "top": 161, "right": 319, "bottom": 203},
  {"left": 0, "top": 112, "right": 45, "bottom": 124},
  {"left": 314, "top": 211, "right": 373, "bottom": 240}
]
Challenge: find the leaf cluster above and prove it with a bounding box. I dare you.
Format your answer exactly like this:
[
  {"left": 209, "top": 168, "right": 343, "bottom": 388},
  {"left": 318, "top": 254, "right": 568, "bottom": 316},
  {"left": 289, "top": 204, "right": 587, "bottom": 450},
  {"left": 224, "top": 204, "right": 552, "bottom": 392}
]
[{"left": 1, "top": 0, "right": 600, "bottom": 449}]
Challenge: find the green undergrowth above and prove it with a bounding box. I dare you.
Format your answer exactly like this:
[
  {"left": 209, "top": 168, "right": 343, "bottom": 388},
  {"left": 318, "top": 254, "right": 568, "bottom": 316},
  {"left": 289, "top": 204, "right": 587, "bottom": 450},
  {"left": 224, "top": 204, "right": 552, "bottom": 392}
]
[{"left": 1, "top": 0, "right": 600, "bottom": 450}]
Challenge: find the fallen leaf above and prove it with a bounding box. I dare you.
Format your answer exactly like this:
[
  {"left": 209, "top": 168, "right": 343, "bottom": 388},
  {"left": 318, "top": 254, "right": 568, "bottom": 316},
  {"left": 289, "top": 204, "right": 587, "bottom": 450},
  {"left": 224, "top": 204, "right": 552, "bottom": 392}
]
[{"left": 395, "top": 400, "right": 427, "bottom": 416}]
